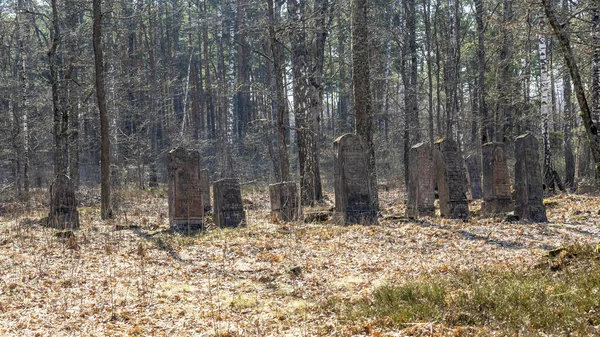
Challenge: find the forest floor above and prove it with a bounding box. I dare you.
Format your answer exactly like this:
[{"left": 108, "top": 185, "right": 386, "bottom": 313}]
[{"left": 1, "top": 186, "right": 600, "bottom": 336}]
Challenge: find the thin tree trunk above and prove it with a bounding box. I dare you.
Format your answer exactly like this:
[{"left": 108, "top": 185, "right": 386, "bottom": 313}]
[
  {"left": 542, "top": 0, "right": 600, "bottom": 183},
  {"left": 267, "top": 0, "right": 290, "bottom": 182},
  {"left": 288, "top": 0, "right": 316, "bottom": 205},
  {"left": 93, "top": 0, "right": 112, "bottom": 219},
  {"left": 562, "top": 0, "right": 575, "bottom": 189}
]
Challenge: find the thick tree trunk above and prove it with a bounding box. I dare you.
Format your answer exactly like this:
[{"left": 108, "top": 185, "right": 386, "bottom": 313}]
[
  {"left": 351, "top": 0, "right": 379, "bottom": 212},
  {"left": 308, "top": 0, "right": 330, "bottom": 202},
  {"left": 49, "top": 0, "right": 67, "bottom": 176},
  {"left": 93, "top": 0, "right": 112, "bottom": 219}
]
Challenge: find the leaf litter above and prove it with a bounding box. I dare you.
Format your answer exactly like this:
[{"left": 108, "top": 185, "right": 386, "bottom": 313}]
[{"left": 1, "top": 189, "right": 599, "bottom": 336}]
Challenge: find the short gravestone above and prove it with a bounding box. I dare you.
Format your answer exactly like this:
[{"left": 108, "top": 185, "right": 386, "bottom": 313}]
[
  {"left": 200, "top": 169, "right": 211, "bottom": 212},
  {"left": 481, "top": 143, "right": 513, "bottom": 214},
  {"left": 465, "top": 155, "right": 483, "bottom": 200},
  {"left": 213, "top": 178, "right": 245, "bottom": 228},
  {"left": 514, "top": 134, "right": 547, "bottom": 222},
  {"left": 406, "top": 142, "right": 435, "bottom": 218},
  {"left": 333, "top": 134, "right": 377, "bottom": 225},
  {"left": 47, "top": 174, "right": 80, "bottom": 229},
  {"left": 269, "top": 181, "right": 300, "bottom": 222},
  {"left": 433, "top": 138, "right": 470, "bottom": 219},
  {"left": 167, "top": 147, "right": 204, "bottom": 230}
]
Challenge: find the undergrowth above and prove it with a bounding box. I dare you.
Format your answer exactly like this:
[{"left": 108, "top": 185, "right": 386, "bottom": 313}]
[{"left": 332, "top": 243, "right": 600, "bottom": 335}]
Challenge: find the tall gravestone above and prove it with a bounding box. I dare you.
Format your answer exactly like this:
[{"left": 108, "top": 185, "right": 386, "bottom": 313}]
[
  {"left": 406, "top": 143, "right": 435, "bottom": 218},
  {"left": 433, "top": 138, "right": 470, "bottom": 219},
  {"left": 465, "top": 155, "right": 483, "bottom": 200},
  {"left": 200, "top": 169, "right": 211, "bottom": 212},
  {"left": 269, "top": 181, "right": 300, "bottom": 222},
  {"left": 167, "top": 147, "right": 204, "bottom": 229},
  {"left": 481, "top": 142, "right": 513, "bottom": 214},
  {"left": 48, "top": 174, "right": 80, "bottom": 229},
  {"left": 213, "top": 178, "right": 246, "bottom": 228},
  {"left": 333, "top": 134, "right": 377, "bottom": 225},
  {"left": 514, "top": 134, "right": 547, "bottom": 222}
]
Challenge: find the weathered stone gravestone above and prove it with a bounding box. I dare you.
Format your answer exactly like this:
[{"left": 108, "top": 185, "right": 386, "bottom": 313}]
[
  {"left": 465, "top": 155, "right": 483, "bottom": 200},
  {"left": 406, "top": 142, "right": 435, "bottom": 218},
  {"left": 481, "top": 143, "right": 513, "bottom": 214},
  {"left": 167, "top": 147, "right": 204, "bottom": 230},
  {"left": 433, "top": 138, "right": 470, "bottom": 219},
  {"left": 47, "top": 174, "right": 80, "bottom": 229},
  {"left": 200, "top": 169, "right": 211, "bottom": 212},
  {"left": 213, "top": 178, "right": 245, "bottom": 228},
  {"left": 514, "top": 134, "right": 547, "bottom": 222},
  {"left": 333, "top": 134, "right": 377, "bottom": 225},
  {"left": 269, "top": 181, "right": 300, "bottom": 222}
]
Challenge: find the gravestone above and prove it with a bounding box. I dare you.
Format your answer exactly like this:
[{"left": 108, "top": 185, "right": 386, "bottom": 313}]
[
  {"left": 481, "top": 143, "right": 513, "bottom": 214},
  {"left": 200, "top": 169, "right": 211, "bottom": 212},
  {"left": 465, "top": 155, "right": 483, "bottom": 200},
  {"left": 333, "top": 134, "right": 377, "bottom": 225},
  {"left": 48, "top": 174, "right": 80, "bottom": 229},
  {"left": 406, "top": 142, "right": 435, "bottom": 218},
  {"left": 167, "top": 147, "right": 204, "bottom": 230},
  {"left": 433, "top": 138, "right": 470, "bottom": 219},
  {"left": 514, "top": 134, "right": 547, "bottom": 222},
  {"left": 213, "top": 178, "right": 245, "bottom": 228},
  {"left": 269, "top": 181, "right": 300, "bottom": 222}
]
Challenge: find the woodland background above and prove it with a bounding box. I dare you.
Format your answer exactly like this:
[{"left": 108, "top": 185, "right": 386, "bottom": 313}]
[{"left": 1, "top": 0, "right": 600, "bottom": 201}]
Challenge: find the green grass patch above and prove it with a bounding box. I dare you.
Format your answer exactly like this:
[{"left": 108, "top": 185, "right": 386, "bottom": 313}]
[{"left": 334, "top": 243, "right": 600, "bottom": 335}]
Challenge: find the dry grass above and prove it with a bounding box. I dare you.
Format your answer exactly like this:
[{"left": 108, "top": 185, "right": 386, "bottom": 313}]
[{"left": 1, "top": 188, "right": 600, "bottom": 336}]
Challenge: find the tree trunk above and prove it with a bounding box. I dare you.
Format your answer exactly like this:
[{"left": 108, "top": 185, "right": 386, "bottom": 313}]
[
  {"left": 93, "top": 0, "right": 112, "bottom": 219},
  {"left": 351, "top": 0, "right": 379, "bottom": 212},
  {"left": 562, "top": 0, "right": 575, "bottom": 189},
  {"left": 542, "top": 0, "right": 600, "bottom": 184},
  {"left": 288, "top": 0, "right": 316, "bottom": 205},
  {"left": 423, "top": 0, "right": 434, "bottom": 144},
  {"left": 308, "top": 0, "right": 330, "bottom": 202},
  {"left": 267, "top": 0, "right": 290, "bottom": 182}
]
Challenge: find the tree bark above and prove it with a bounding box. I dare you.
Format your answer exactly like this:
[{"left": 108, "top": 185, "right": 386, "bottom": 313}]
[
  {"left": 288, "top": 0, "right": 316, "bottom": 205},
  {"left": 267, "top": 0, "right": 290, "bottom": 182},
  {"left": 93, "top": 0, "right": 112, "bottom": 219},
  {"left": 542, "top": 0, "right": 600, "bottom": 183},
  {"left": 351, "top": 0, "right": 379, "bottom": 212}
]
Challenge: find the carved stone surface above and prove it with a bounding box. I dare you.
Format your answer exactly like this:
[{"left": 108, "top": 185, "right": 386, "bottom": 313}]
[
  {"left": 465, "top": 154, "right": 483, "bottom": 200},
  {"left": 406, "top": 142, "right": 435, "bottom": 218},
  {"left": 433, "top": 138, "right": 470, "bottom": 219},
  {"left": 200, "top": 169, "right": 211, "bottom": 212},
  {"left": 48, "top": 174, "right": 80, "bottom": 229},
  {"left": 213, "top": 178, "right": 245, "bottom": 228},
  {"left": 167, "top": 147, "right": 204, "bottom": 229},
  {"left": 514, "top": 134, "right": 547, "bottom": 222},
  {"left": 481, "top": 143, "right": 514, "bottom": 214},
  {"left": 333, "top": 134, "right": 377, "bottom": 225},
  {"left": 269, "top": 181, "right": 300, "bottom": 222}
]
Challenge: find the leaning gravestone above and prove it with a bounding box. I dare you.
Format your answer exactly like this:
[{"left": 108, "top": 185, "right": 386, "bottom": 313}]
[
  {"left": 48, "top": 174, "right": 80, "bottom": 229},
  {"left": 465, "top": 155, "right": 483, "bottom": 200},
  {"left": 481, "top": 142, "right": 513, "bottom": 214},
  {"left": 333, "top": 134, "right": 377, "bottom": 225},
  {"left": 213, "top": 178, "right": 245, "bottom": 228},
  {"left": 269, "top": 181, "right": 300, "bottom": 222},
  {"left": 514, "top": 134, "right": 547, "bottom": 222},
  {"left": 167, "top": 147, "right": 204, "bottom": 230},
  {"left": 406, "top": 142, "right": 435, "bottom": 218},
  {"left": 433, "top": 138, "right": 470, "bottom": 219},
  {"left": 200, "top": 169, "right": 211, "bottom": 212}
]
